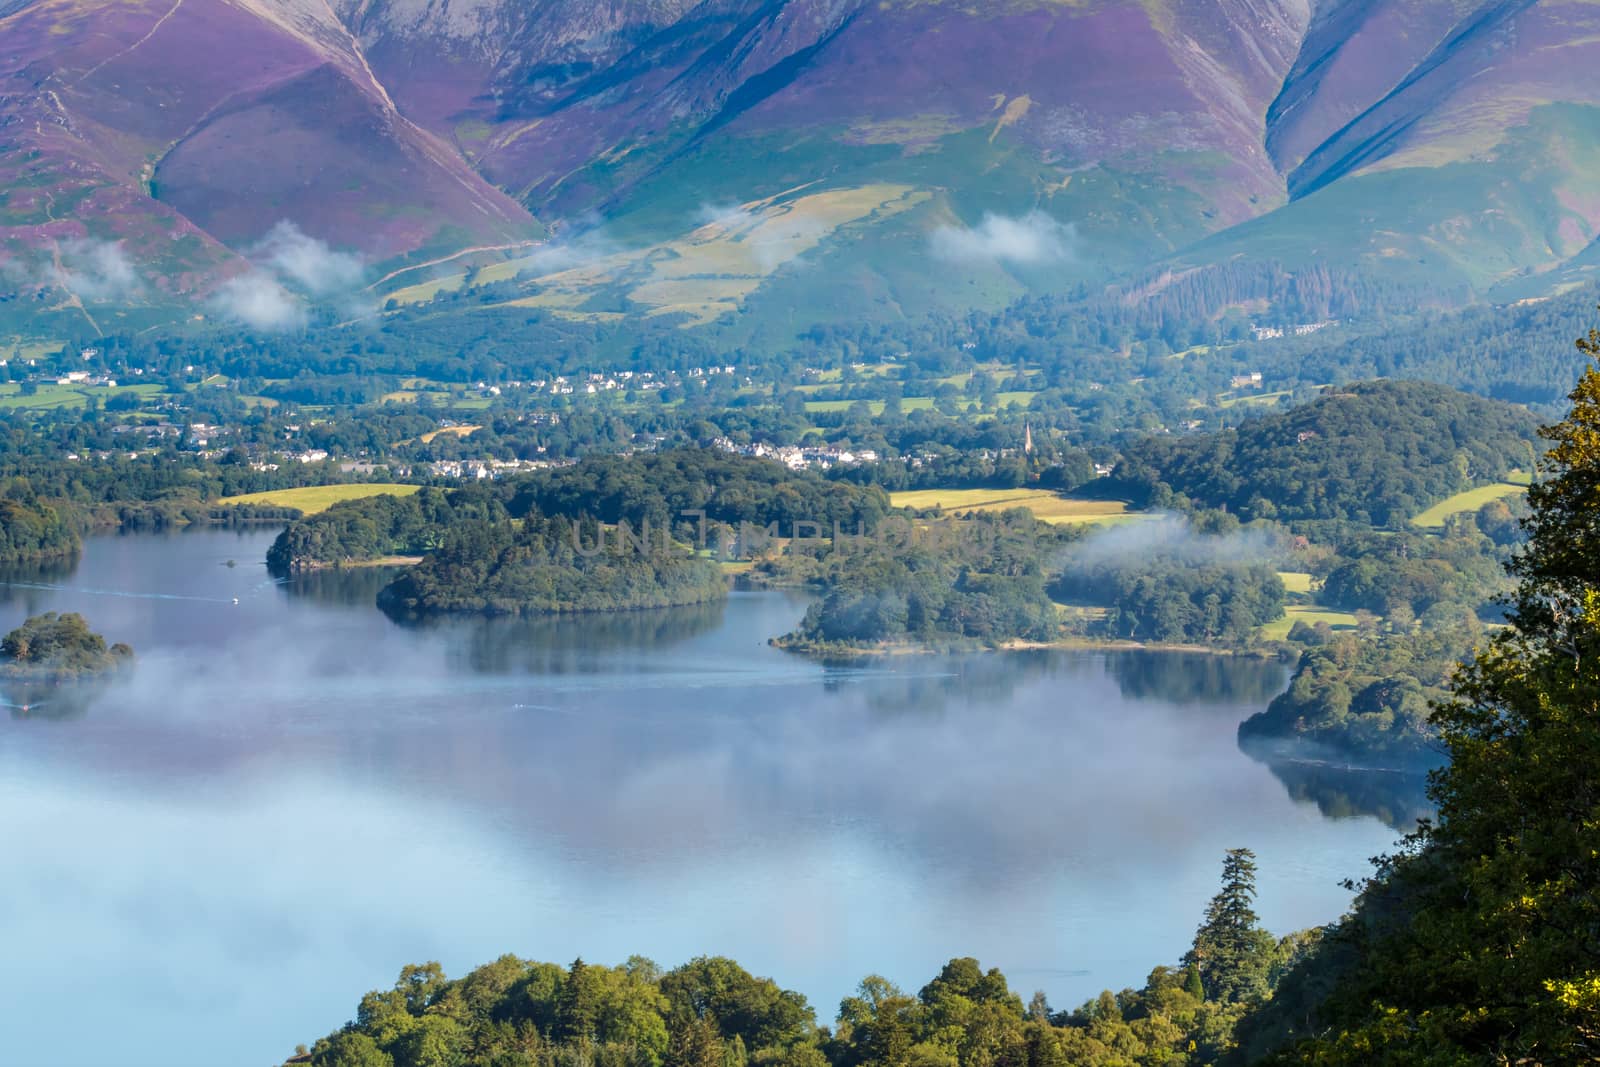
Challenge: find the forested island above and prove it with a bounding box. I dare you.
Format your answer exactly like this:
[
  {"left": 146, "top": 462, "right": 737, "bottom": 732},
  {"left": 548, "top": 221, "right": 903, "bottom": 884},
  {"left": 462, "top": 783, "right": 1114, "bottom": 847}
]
[
  {"left": 0, "top": 612, "right": 132, "bottom": 680},
  {"left": 376, "top": 516, "right": 728, "bottom": 617},
  {"left": 767, "top": 512, "right": 1072, "bottom": 651},
  {"left": 1051, "top": 555, "right": 1286, "bottom": 646}
]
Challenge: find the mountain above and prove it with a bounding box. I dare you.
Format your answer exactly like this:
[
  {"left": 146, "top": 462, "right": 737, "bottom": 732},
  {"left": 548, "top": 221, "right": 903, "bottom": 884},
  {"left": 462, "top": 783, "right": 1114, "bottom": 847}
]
[{"left": 3, "top": 0, "right": 1600, "bottom": 336}]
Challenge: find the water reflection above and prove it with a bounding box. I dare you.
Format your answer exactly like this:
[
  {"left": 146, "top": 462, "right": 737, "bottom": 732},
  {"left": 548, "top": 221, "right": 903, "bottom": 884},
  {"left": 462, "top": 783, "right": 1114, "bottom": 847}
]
[
  {"left": 1, "top": 677, "right": 107, "bottom": 722},
  {"left": 417, "top": 601, "right": 730, "bottom": 675},
  {"left": 0, "top": 555, "right": 79, "bottom": 614},
  {"left": 283, "top": 565, "right": 400, "bottom": 605},
  {"left": 1105, "top": 651, "right": 1286, "bottom": 706},
  {"left": 1249, "top": 754, "right": 1434, "bottom": 833}
]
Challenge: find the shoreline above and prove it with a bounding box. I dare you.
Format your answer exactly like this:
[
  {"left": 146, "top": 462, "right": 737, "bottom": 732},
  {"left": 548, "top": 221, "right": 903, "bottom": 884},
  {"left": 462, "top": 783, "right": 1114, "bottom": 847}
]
[
  {"left": 773, "top": 633, "right": 1283, "bottom": 660},
  {"left": 282, "top": 555, "right": 425, "bottom": 572}
]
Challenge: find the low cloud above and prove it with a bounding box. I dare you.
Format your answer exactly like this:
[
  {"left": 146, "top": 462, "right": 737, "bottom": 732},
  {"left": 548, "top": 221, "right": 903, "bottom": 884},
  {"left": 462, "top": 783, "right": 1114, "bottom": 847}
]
[
  {"left": 0, "top": 239, "right": 143, "bottom": 302},
  {"left": 1060, "top": 514, "right": 1287, "bottom": 571},
  {"left": 513, "top": 222, "right": 624, "bottom": 279},
  {"left": 209, "top": 274, "right": 307, "bottom": 331},
  {"left": 209, "top": 221, "right": 369, "bottom": 330},
  {"left": 930, "top": 211, "right": 1075, "bottom": 266},
  {"left": 254, "top": 221, "right": 366, "bottom": 296},
  {"left": 54, "top": 239, "right": 142, "bottom": 301}
]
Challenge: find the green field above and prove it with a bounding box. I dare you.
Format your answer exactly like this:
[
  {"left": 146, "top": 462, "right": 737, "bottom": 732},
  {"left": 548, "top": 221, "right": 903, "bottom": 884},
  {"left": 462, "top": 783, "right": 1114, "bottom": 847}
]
[
  {"left": 1412, "top": 482, "right": 1529, "bottom": 528},
  {"left": 891, "top": 487, "right": 1136, "bottom": 526},
  {"left": 1276, "top": 571, "right": 1315, "bottom": 595},
  {"left": 805, "top": 398, "right": 936, "bottom": 414},
  {"left": 1218, "top": 390, "right": 1291, "bottom": 409},
  {"left": 217, "top": 484, "right": 423, "bottom": 515},
  {"left": 0, "top": 382, "right": 169, "bottom": 411},
  {"left": 1260, "top": 605, "right": 1364, "bottom": 641}
]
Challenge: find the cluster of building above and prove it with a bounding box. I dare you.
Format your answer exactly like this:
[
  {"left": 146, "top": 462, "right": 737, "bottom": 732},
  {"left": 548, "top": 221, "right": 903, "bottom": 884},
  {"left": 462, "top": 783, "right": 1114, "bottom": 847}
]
[
  {"left": 425, "top": 458, "right": 571, "bottom": 479},
  {"left": 712, "top": 438, "right": 879, "bottom": 471},
  {"left": 514, "top": 365, "right": 741, "bottom": 397},
  {"left": 54, "top": 370, "right": 118, "bottom": 387},
  {"left": 1250, "top": 320, "right": 1337, "bottom": 342}
]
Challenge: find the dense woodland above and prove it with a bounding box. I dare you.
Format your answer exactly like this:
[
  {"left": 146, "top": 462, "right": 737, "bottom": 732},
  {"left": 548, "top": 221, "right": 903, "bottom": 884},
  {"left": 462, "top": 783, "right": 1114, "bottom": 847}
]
[
  {"left": 0, "top": 493, "right": 78, "bottom": 564},
  {"left": 511, "top": 450, "right": 892, "bottom": 540},
  {"left": 1224, "top": 356, "right": 1600, "bottom": 1062},
  {"left": 267, "top": 489, "right": 508, "bottom": 573},
  {"left": 1109, "top": 381, "right": 1540, "bottom": 525}
]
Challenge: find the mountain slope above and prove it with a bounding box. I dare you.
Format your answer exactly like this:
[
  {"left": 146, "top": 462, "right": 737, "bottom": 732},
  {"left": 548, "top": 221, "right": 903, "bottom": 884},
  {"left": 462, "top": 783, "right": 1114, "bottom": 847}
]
[{"left": 0, "top": 0, "right": 539, "bottom": 314}]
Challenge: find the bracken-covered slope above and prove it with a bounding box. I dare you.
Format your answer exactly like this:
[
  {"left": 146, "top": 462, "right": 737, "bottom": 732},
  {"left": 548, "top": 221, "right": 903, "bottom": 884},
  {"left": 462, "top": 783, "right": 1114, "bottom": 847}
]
[{"left": 7, "top": 0, "right": 1600, "bottom": 333}]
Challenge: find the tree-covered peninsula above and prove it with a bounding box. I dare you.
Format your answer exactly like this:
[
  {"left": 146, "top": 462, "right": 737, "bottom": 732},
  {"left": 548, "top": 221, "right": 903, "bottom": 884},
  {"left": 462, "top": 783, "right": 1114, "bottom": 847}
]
[
  {"left": 0, "top": 494, "right": 79, "bottom": 565},
  {"left": 1237, "top": 626, "right": 1475, "bottom": 770},
  {"left": 0, "top": 612, "right": 132, "bottom": 680}
]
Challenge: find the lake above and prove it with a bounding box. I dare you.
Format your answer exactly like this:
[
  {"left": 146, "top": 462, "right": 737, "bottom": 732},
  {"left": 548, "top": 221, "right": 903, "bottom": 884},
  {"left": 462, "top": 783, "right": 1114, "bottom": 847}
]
[{"left": 0, "top": 530, "right": 1412, "bottom": 1066}]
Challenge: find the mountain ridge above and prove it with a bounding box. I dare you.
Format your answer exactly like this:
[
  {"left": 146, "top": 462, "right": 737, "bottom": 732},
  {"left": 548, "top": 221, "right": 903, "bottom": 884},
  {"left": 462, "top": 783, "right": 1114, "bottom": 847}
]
[{"left": 5, "top": 0, "right": 1600, "bottom": 336}]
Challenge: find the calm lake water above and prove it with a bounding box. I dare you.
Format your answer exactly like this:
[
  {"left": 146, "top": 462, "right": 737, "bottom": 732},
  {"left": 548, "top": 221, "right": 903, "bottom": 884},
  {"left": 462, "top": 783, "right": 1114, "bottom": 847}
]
[{"left": 1, "top": 530, "right": 1412, "bottom": 1067}]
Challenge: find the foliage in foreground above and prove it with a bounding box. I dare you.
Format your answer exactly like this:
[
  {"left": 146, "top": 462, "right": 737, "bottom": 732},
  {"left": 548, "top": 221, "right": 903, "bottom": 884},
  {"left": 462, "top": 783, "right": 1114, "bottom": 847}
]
[
  {"left": 1237, "top": 357, "right": 1600, "bottom": 1061},
  {"left": 302, "top": 851, "right": 1308, "bottom": 1067}
]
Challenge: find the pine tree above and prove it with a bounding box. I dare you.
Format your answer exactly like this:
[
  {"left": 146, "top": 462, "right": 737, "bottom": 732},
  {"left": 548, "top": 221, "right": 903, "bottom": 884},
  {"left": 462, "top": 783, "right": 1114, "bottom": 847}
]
[
  {"left": 558, "top": 957, "right": 600, "bottom": 1045},
  {"left": 1184, "top": 848, "right": 1274, "bottom": 1004},
  {"left": 665, "top": 1012, "right": 724, "bottom": 1067}
]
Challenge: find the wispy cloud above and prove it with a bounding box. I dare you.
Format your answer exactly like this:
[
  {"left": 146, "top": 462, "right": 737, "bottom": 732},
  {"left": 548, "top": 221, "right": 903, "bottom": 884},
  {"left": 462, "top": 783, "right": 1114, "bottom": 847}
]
[
  {"left": 255, "top": 221, "right": 366, "bottom": 296},
  {"left": 208, "top": 222, "right": 370, "bottom": 330},
  {"left": 930, "top": 212, "right": 1075, "bottom": 266},
  {"left": 694, "top": 202, "right": 828, "bottom": 273},
  {"left": 209, "top": 274, "right": 307, "bottom": 331},
  {"left": 54, "top": 239, "right": 142, "bottom": 301},
  {"left": 512, "top": 221, "right": 625, "bottom": 279},
  {"left": 1059, "top": 514, "right": 1287, "bottom": 571}
]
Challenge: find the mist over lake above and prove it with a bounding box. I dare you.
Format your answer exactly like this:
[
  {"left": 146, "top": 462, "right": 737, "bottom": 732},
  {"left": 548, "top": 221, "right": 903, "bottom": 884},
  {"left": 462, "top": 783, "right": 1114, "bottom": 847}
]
[{"left": 0, "top": 529, "right": 1405, "bottom": 1067}]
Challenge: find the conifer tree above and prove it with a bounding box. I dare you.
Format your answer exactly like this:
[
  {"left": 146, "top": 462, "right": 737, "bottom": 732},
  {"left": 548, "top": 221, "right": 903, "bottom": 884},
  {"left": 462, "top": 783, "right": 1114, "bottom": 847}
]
[{"left": 1184, "top": 848, "right": 1275, "bottom": 1005}]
